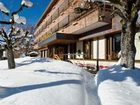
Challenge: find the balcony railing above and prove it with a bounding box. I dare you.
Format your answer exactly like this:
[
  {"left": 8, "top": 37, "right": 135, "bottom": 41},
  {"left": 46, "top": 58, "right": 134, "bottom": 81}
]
[
  {"left": 35, "top": 0, "right": 75, "bottom": 43},
  {"left": 58, "top": 6, "right": 112, "bottom": 34}
]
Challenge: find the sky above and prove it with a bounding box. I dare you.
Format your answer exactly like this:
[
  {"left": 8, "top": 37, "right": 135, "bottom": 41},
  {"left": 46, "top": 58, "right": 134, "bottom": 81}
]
[{"left": 0, "top": 0, "right": 50, "bottom": 26}]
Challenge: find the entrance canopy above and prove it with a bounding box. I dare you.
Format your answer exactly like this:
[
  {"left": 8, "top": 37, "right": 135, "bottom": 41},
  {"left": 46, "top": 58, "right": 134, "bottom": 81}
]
[{"left": 38, "top": 33, "right": 78, "bottom": 47}]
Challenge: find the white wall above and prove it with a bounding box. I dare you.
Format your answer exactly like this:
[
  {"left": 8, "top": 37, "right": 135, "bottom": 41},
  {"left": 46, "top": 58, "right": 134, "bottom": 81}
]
[
  {"left": 135, "top": 33, "right": 140, "bottom": 60},
  {"left": 93, "top": 39, "right": 106, "bottom": 59},
  {"left": 76, "top": 41, "right": 84, "bottom": 59}
]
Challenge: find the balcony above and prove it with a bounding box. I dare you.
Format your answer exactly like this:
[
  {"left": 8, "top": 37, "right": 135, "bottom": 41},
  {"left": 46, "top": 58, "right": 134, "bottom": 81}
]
[
  {"left": 43, "top": 0, "right": 70, "bottom": 27},
  {"left": 46, "top": 1, "right": 76, "bottom": 34},
  {"left": 58, "top": 6, "right": 112, "bottom": 34},
  {"left": 35, "top": 0, "right": 75, "bottom": 41},
  {"left": 46, "top": 10, "right": 69, "bottom": 33}
]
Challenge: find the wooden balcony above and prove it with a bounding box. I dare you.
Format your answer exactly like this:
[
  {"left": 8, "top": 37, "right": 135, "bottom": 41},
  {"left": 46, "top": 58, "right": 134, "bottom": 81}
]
[{"left": 58, "top": 6, "right": 112, "bottom": 34}]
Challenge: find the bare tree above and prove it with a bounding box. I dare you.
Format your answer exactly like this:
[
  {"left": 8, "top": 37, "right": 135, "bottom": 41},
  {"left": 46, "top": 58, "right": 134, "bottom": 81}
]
[
  {"left": 83, "top": 0, "right": 140, "bottom": 69},
  {"left": 0, "top": 0, "right": 33, "bottom": 69},
  {"left": 13, "top": 26, "right": 35, "bottom": 57},
  {"left": 101, "top": 0, "right": 140, "bottom": 69}
]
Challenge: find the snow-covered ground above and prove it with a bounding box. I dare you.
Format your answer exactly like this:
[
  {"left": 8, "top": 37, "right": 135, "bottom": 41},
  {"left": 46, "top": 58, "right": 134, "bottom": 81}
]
[
  {"left": 0, "top": 57, "right": 100, "bottom": 105},
  {"left": 0, "top": 57, "right": 140, "bottom": 105},
  {"left": 96, "top": 65, "right": 140, "bottom": 105}
]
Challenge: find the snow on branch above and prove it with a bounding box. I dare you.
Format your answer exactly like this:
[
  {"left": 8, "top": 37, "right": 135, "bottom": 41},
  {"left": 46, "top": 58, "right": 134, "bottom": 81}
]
[
  {"left": 13, "top": 14, "right": 26, "bottom": 25},
  {"left": 0, "top": 1, "right": 33, "bottom": 26},
  {"left": 0, "top": 2, "right": 10, "bottom": 15},
  {"left": 21, "top": 0, "right": 33, "bottom": 8}
]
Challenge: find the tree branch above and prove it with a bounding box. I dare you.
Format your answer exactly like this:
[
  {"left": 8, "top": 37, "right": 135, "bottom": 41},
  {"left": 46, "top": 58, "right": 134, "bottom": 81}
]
[
  {"left": 8, "top": 27, "right": 15, "bottom": 38},
  {"left": 135, "top": 0, "right": 140, "bottom": 7},
  {"left": 108, "top": 0, "right": 128, "bottom": 20},
  {"left": 20, "top": 31, "right": 29, "bottom": 43},
  {"left": 0, "top": 39, "right": 5, "bottom": 42},
  {"left": 130, "top": 0, "right": 140, "bottom": 23},
  {"left": 111, "top": 9, "right": 127, "bottom": 19},
  {"left": 11, "top": 5, "right": 24, "bottom": 16},
  {"left": 0, "top": 29, "right": 6, "bottom": 41},
  {"left": 1, "top": 28, "right": 8, "bottom": 40},
  {"left": 0, "top": 21, "right": 13, "bottom": 25},
  {"left": 12, "top": 31, "right": 29, "bottom": 47}
]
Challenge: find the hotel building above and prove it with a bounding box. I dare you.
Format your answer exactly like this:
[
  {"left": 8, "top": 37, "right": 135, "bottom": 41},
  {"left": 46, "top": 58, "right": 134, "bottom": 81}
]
[{"left": 34, "top": 0, "right": 140, "bottom": 68}]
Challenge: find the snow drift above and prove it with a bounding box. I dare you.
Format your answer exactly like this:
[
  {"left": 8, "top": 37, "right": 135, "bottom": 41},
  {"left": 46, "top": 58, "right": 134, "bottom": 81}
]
[
  {"left": 0, "top": 57, "right": 99, "bottom": 105},
  {"left": 96, "top": 65, "right": 140, "bottom": 105}
]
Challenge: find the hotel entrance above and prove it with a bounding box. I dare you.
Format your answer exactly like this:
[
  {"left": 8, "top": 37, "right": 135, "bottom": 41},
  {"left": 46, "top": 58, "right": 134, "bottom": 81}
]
[
  {"left": 47, "top": 45, "right": 68, "bottom": 60},
  {"left": 55, "top": 46, "right": 67, "bottom": 60}
]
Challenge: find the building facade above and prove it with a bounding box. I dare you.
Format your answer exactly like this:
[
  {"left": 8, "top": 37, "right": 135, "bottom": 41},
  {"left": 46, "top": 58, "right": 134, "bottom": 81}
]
[{"left": 34, "top": 0, "right": 140, "bottom": 68}]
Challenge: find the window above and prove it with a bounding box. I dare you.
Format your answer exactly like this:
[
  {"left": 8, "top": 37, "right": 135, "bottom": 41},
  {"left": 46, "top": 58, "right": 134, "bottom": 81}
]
[
  {"left": 106, "top": 33, "right": 121, "bottom": 60},
  {"left": 114, "top": 34, "right": 121, "bottom": 53},
  {"left": 83, "top": 40, "right": 91, "bottom": 59}
]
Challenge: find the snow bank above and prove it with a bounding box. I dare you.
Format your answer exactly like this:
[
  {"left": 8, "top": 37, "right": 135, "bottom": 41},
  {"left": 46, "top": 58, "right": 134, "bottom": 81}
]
[
  {"left": 0, "top": 57, "right": 98, "bottom": 105},
  {"left": 1, "top": 57, "right": 139, "bottom": 105},
  {"left": 96, "top": 65, "right": 140, "bottom": 105}
]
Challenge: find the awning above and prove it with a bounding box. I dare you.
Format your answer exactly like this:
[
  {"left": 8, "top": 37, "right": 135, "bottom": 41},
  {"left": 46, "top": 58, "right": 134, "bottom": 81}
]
[{"left": 38, "top": 33, "right": 78, "bottom": 47}]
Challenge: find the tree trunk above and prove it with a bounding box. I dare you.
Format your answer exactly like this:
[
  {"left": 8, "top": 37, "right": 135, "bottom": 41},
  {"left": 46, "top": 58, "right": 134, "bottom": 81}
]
[
  {"left": 120, "top": 22, "right": 136, "bottom": 69},
  {"left": 7, "top": 46, "right": 15, "bottom": 69}
]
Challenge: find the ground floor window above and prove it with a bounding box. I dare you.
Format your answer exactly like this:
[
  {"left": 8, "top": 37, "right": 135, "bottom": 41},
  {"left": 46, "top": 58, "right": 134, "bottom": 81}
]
[
  {"left": 83, "top": 40, "right": 92, "bottom": 59},
  {"left": 40, "top": 50, "right": 47, "bottom": 58},
  {"left": 106, "top": 33, "right": 121, "bottom": 60},
  {"left": 47, "top": 47, "right": 53, "bottom": 58},
  {"left": 69, "top": 43, "right": 76, "bottom": 59},
  {"left": 92, "top": 38, "right": 106, "bottom": 60}
]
